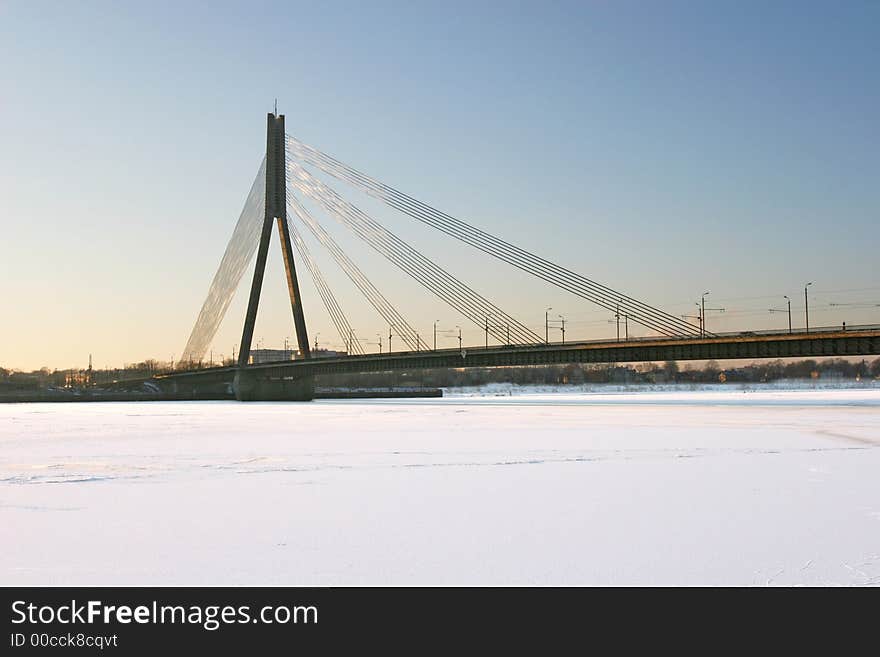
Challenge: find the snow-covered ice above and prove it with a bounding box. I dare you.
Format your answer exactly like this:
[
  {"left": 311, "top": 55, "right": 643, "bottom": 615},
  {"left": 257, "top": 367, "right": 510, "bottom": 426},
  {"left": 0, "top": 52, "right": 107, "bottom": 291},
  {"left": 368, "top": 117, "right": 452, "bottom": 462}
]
[{"left": 2, "top": 387, "right": 879, "bottom": 585}]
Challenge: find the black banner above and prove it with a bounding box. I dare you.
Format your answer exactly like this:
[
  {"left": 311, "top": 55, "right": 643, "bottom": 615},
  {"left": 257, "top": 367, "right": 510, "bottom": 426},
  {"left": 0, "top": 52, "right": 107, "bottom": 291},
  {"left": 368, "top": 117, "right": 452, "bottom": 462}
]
[{"left": 0, "top": 586, "right": 870, "bottom": 653}]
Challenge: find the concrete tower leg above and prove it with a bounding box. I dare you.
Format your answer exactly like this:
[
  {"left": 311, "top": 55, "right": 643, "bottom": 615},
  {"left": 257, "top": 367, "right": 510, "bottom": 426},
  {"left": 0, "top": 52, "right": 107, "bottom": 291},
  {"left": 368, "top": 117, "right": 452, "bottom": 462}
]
[{"left": 233, "top": 111, "right": 314, "bottom": 401}]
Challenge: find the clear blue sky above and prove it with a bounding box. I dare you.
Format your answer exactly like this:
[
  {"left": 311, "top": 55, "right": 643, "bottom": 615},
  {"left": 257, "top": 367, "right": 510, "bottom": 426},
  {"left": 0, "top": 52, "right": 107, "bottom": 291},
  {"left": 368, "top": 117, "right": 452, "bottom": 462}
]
[{"left": 1, "top": 1, "right": 877, "bottom": 369}]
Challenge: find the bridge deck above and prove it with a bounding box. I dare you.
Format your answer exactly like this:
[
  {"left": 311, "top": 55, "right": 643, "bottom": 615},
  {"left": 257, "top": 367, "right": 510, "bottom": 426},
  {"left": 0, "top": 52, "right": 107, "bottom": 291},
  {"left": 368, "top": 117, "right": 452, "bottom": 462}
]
[{"left": 155, "top": 326, "right": 880, "bottom": 385}]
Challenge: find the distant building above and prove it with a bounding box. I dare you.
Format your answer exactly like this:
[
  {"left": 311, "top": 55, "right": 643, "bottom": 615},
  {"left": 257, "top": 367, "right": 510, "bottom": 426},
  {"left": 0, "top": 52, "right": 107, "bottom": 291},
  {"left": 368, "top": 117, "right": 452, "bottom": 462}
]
[
  {"left": 312, "top": 349, "right": 346, "bottom": 359},
  {"left": 249, "top": 349, "right": 294, "bottom": 364},
  {"left": 248, "top": 348, "right": 346, "bottom": 363}
]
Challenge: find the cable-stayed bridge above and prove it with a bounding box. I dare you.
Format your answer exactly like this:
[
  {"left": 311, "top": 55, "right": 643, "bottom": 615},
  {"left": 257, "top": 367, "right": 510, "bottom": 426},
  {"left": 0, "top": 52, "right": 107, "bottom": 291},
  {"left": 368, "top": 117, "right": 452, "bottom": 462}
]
[{"left": 151, "top": 112, "right": 879, "bottom": 400}]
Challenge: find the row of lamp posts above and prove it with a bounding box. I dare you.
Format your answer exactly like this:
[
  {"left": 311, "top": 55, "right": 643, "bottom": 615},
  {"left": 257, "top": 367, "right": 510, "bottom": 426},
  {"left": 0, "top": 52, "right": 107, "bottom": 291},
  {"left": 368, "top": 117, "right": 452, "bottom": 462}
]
[{"left": 249, "top": 282, "right": 832, "bottom": 358}]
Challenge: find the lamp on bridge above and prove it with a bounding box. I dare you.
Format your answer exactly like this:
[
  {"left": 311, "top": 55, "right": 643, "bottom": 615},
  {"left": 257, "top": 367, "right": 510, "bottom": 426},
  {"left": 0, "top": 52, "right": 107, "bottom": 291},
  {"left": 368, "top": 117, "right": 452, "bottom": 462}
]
[
  {"left": 769, "top": 297, "right": 793, "bottom": 334},
  {"left": 700, "top": 292, "right": 709, "bottom": 337},
  {"left": 784, "top": 295, "right": 792, "bottom": 334},
  {"left": 805, "top": 282, "right": 813, "bottom": 333},
  {"left": 615, "top": 301, "right": 621, "bottom": 342},
  {"left": 699, "top": 292, "right": 725, "bottom": 336}
]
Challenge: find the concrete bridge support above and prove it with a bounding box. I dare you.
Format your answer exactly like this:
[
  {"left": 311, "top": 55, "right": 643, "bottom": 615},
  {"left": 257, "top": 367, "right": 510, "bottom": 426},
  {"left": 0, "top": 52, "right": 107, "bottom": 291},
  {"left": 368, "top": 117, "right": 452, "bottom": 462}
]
[{"left": 233, "top": 369, "right": 315, "bottom": 402}]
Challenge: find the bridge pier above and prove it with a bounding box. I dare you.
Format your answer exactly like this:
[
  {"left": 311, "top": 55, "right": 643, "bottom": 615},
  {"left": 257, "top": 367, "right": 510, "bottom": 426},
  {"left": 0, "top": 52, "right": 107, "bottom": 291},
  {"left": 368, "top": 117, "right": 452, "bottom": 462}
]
[{"left": 233, "top": 369, "right": 314, "bottom": 402}]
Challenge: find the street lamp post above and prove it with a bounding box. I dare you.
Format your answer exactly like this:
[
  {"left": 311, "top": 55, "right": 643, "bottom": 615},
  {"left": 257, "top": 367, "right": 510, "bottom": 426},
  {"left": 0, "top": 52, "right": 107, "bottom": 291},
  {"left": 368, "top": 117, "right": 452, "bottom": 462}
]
[
  {"left": 784, "top": 295, "right": 792, "bottom": 334},
  {"left": 804, "top": 282, "right": 813, "bottom": 333},
  {"left": 769, "top": 304, "right": 790, "bottom": 332},
  {"left": 697, "top": 292, "right": 724, "bottom": 336},
  {"left": 377, "top": 334, "right": 382, "bottom": 354},
  {"left": 701, "top": 292, "right": 710, "bottom": 337},
  {"left": 314, "top": 333, "right": 320, "bottom": 351},
  {"left": 545, "top": 307, "right": 552, "bottom": 344},
  {"left": 456, "top": 326, "right": 462, "bottom": 350},
  {"left": 484, "top": 316, "right": 490, "bottom": 348},
  {"left": 559, "top": 315, "right": 566, "bottom": 344},
  {"left": 615, "top": 301, "right": 621, "bottom": 341}
]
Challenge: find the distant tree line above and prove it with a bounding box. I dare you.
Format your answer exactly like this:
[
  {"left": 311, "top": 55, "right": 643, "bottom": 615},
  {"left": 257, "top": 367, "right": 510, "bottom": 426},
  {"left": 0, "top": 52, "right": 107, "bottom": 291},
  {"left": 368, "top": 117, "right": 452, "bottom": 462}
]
[
  {"left": 315, "top": 357, "right": 880, "bottom": 389},
  {"left": 2, "top": 357, "right": 878, "bottom": 392}
]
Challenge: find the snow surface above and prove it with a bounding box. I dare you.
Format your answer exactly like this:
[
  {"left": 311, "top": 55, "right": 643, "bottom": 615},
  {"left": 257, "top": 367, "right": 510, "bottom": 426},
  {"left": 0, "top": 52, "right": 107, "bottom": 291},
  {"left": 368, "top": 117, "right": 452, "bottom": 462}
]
[{"left": 2, "top": 386, "right": 879, "bottom": 585}]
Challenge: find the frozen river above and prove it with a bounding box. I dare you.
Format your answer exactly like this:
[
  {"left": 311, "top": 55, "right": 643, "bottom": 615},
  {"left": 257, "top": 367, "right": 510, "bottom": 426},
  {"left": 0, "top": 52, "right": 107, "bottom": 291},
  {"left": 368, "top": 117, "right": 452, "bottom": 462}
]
[{"left": 2, "top": 387, "right": 879, "bottom": 585}]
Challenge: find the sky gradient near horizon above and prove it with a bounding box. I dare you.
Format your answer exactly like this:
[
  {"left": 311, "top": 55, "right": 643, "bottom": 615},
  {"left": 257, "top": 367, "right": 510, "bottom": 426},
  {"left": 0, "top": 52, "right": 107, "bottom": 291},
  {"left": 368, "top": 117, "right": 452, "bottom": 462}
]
[{"left": 1, "top": 1, "right": 878, "bottom": 370}]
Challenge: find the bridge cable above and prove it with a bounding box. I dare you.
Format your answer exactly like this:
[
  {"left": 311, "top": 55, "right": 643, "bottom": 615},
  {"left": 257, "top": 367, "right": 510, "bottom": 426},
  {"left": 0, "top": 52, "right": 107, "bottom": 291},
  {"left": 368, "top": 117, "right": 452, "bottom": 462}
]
[
  {"left": 287, "top": 136, "right": 693, "bottom": 337},
  {"left": 181, "top": 158, "right": 267, "bottom": 363},
  {"left": 287, "top": 217, "right": 365, "bottom": 355},
  {"left": 287, "top": 165, "right": 534, "bottom": 345},
  {"left": 288, "top": 194, "right": 427, "bottom": 351},
  {"left": 286, "top": 163, "right": 542, "bottom": 345},
  {"left": 286, "top": 136, "right": 704, "bottom": 338},
  {"left": 285, "top": 136, "right": 693, "bottom": 337},
  {"left": 286, "top": 164, "right": 542, "bottom": 345}
]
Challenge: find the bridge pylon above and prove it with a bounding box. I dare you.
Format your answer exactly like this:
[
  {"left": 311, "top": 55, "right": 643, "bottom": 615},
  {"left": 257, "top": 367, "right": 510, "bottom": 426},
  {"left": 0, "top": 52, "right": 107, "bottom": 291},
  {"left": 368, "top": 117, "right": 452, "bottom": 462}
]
[{"left": 234, "top": 112, "right": 313, "bottom": 401}]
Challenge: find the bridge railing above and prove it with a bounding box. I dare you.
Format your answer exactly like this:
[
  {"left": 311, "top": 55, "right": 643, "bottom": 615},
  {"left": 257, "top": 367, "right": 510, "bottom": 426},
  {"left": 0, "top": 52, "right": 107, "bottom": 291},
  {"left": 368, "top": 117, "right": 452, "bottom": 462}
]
[
  {"left": 146, "top": 324, "right": 880, "bottom": 377},
  {"left": 222, "top": 322, "right": 880, "bottom": 366},
  {"left": 368, "top": 323, "right": 880, "bottom": 356}
]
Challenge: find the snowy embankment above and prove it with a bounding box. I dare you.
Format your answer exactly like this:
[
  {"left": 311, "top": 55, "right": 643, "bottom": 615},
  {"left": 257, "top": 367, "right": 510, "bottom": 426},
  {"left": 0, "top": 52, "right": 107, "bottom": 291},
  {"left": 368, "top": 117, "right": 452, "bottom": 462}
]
[
  {"left": 1, "top": 387, "right": 879, "bottom": 585},
  {"left": 445, "top": 379, "right": 880, "bottom": 398}
]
